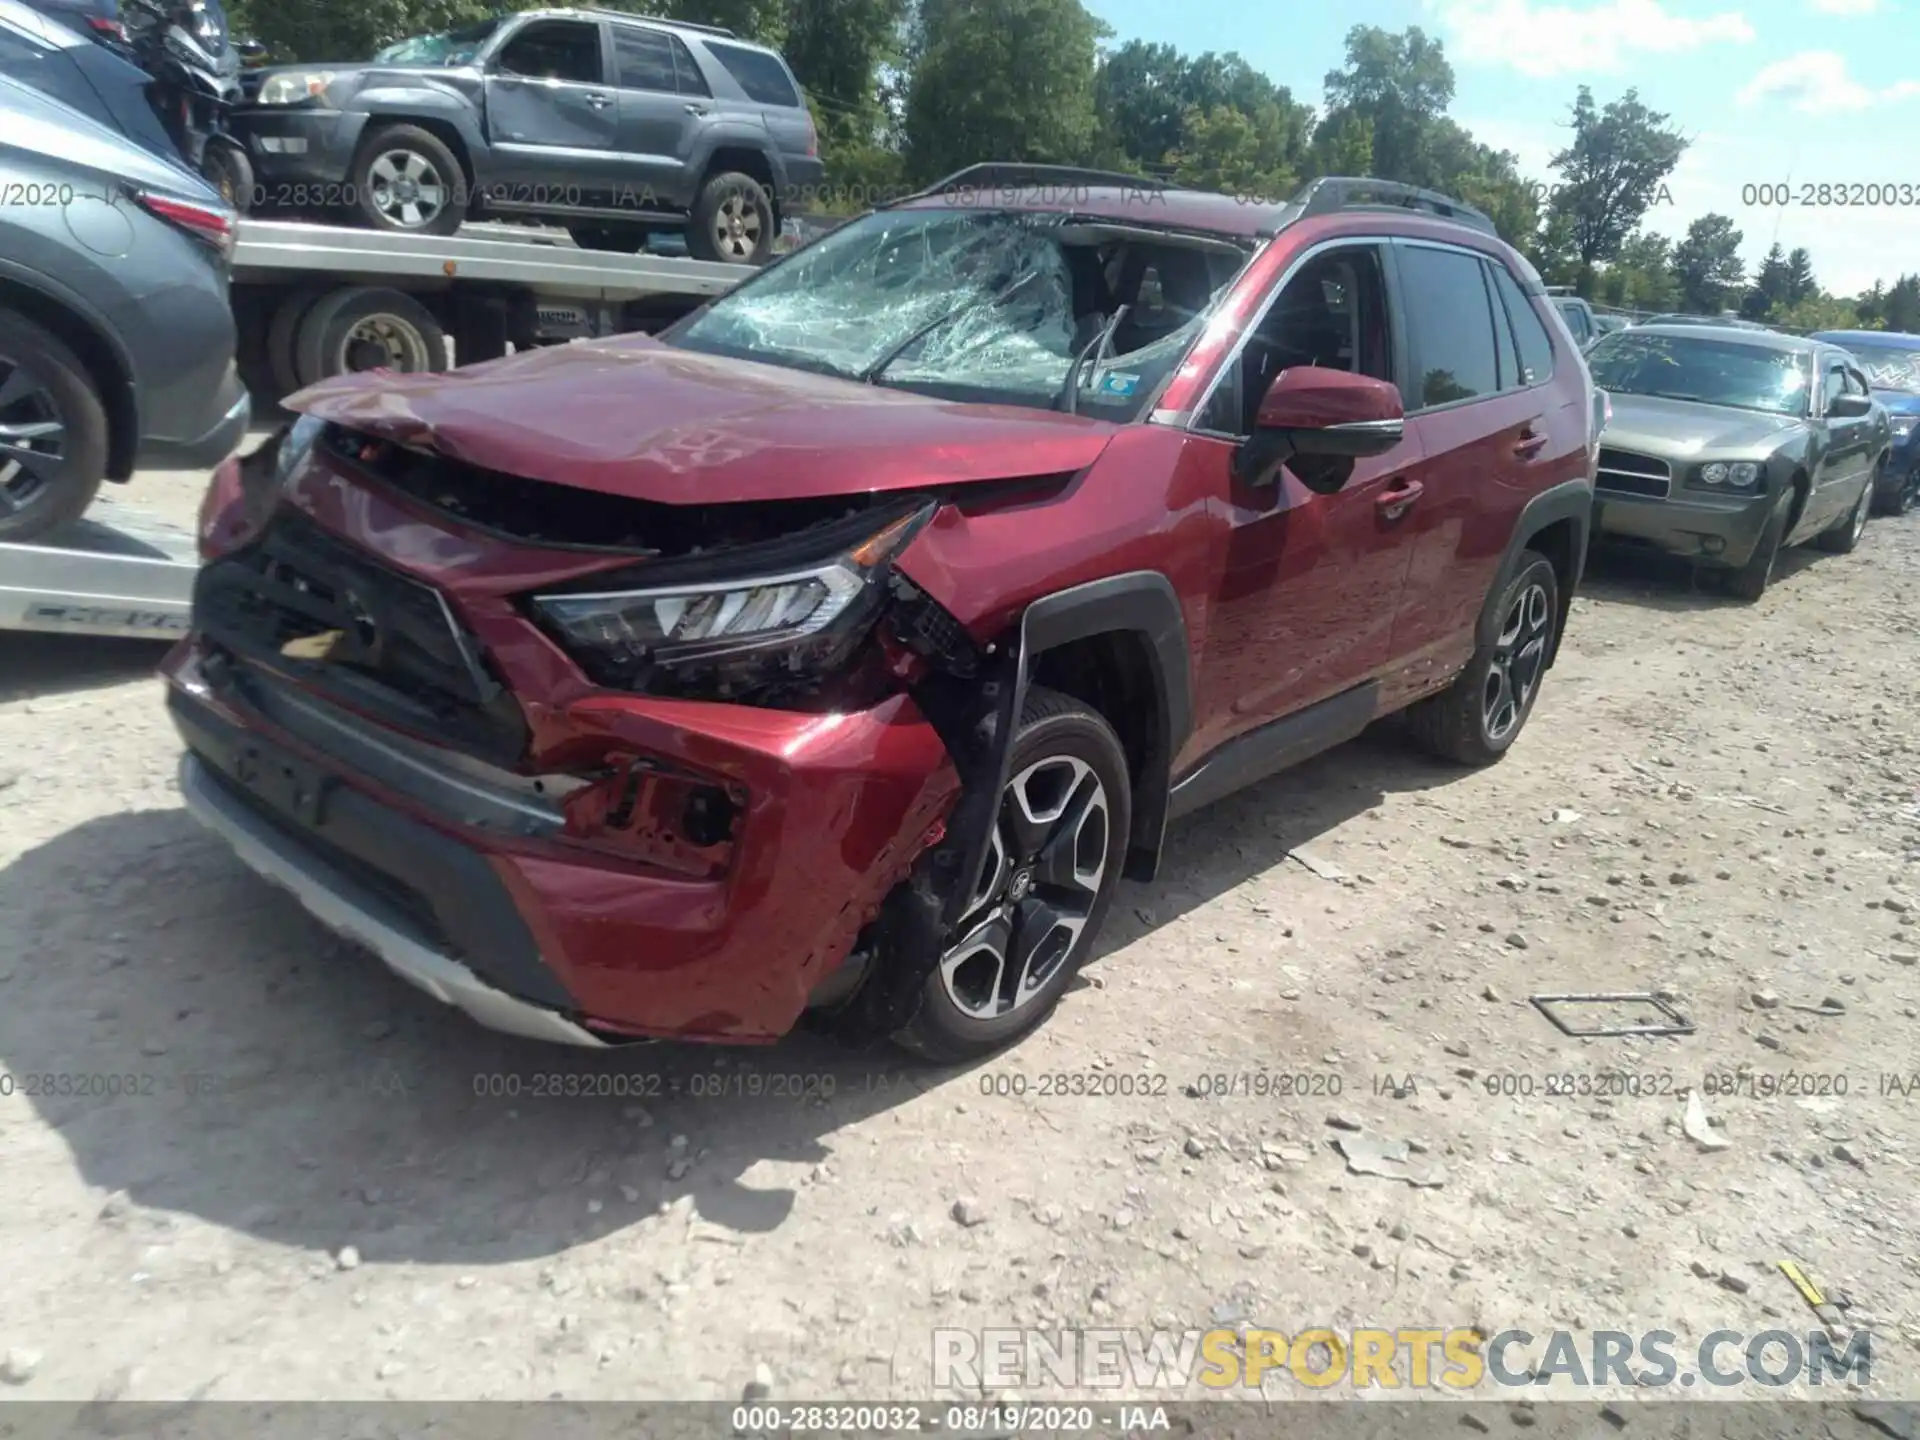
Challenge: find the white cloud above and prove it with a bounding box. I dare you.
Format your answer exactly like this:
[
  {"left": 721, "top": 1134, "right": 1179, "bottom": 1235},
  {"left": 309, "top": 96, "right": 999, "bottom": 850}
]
[
  {"left": 1431, "top": 0, "right": 1755, "bottom": 77},
  {"left": 1809, "top": 0, "right": 1880, "bottom": 14},
  {"left": 1737, "top": 50, "right": 1920, "bottom": 111}
]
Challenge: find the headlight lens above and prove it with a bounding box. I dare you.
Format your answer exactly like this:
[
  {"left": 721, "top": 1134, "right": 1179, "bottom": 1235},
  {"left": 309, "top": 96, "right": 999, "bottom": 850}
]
[
  {"left": 277, "top": 413, "right": 325, "bottom": 482},
  {"left": 258, "top": 70, "right": 333, "bottom": 104},
  {"left": 1893, "top": 415, "right": 1917, "bottom": 440},
  {"left": 531, "top": 505, "right": 933, "bottom": 698},
  {"left": 1697, "top": 460, "right": 1761, "bottom": 488}
]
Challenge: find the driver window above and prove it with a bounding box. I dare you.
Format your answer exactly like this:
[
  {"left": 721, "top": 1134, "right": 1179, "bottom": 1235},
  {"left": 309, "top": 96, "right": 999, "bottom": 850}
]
[
  {"left": 1199, "top": 246, "right": 1392, "bottom": 437},
  {"left": 496, "top": 20, "right": 603, "bottom": 84}
]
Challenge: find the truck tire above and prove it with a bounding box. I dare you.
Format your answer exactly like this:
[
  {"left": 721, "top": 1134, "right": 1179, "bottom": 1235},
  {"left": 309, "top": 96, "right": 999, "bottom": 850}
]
[
  {"left": 293, "top": 287, "right": 449, "bottom": 386},
  {"left": 687, "top": 171, "right": 774, "bottom": 264},
  {"left": 0, "top": 310, "right": 108, "bottom": 543},
  {"left": 349, "top": 124, "right": 465, "bottom": 237},
  {"left": 267, "top": 285, "right": 331, "bottom": 400}
]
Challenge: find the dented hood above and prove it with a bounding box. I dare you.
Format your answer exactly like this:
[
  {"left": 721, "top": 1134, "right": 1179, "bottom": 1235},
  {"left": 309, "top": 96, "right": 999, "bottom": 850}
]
[{"left": 287, "top": 335, "right": 1121, "bottom": 505}]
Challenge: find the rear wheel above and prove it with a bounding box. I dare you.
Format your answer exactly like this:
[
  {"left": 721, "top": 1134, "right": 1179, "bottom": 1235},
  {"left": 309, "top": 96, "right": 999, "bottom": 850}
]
[
  {"left": 266, "top": 284, "right": 330, "bottom": 399},
  {"left": 203, "top": 142, "right": 254, "bottom": 213},
  {"left": 686, "top": 171, "right": 774, "bottom": 264},
  {"left": 293, "top": 286, "right": 448, "bottom": 386},
  {"left": 0, "top": 310, "right": 108, "bottom": 543},
  {"left": 1407, "top": 551, "right": 1558, "bottom": 766},
  {"left": 892, "top": 687, "right": 1130, "bottom": 1063},
  {"left": 1871, "top": 452, "right": 1911, "bottom": 517},
  {"left": 349, "top": 125, "right": 465, "bottom": 237}
]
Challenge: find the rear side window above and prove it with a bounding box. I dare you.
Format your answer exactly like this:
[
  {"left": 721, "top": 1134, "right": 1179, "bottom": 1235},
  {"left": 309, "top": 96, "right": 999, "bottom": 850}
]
[
  {"left": 1395, "top": 244, "right": 1501, "bottom": 409},
  {"left": 1490, "top": 264, "right": 1556, "bottom": 387},
  {"left": 704, "top": 39, "right": 799, "bottom": 106}
]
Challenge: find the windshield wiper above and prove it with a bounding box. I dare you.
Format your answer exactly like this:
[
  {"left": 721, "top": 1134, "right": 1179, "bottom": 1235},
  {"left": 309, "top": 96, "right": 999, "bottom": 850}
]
[
  {"left": 1055, "top": 304, "right": 1131, "bottom": 416},
  {"left": 858, "top": 269, "right": 1047, "bottom": 385}
]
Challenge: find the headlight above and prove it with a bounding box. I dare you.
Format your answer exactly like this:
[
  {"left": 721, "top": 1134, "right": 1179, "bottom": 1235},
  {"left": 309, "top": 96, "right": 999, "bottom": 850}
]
[
  {"left": 1893, "top": 415, "right": 1917, "bottom": 440},
  {"left": 257, "top": 70, "right": 334, "bottom": 104},
  {"left": 277, "top": 413, "right": 325, "bottom": 481},
  {"left": 234, "top": 413, "right": 323, "bottom": 525},
  {"left": 1696, "top": 460, "right": 1762, "bottom": 488},
  {"left": 530, "top": 505, "right": 934, "bottom": 698}
]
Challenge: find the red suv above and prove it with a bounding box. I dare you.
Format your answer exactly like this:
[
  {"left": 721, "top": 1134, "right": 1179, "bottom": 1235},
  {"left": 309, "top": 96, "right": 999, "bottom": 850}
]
[{"left": 166, "top": 168, "right": 1599, "bottom": 1062}]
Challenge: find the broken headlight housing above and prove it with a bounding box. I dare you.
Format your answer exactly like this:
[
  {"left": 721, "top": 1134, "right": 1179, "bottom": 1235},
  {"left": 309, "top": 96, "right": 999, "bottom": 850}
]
[{"left": 530, "top": 504, "right": 934, "bottom": 699}]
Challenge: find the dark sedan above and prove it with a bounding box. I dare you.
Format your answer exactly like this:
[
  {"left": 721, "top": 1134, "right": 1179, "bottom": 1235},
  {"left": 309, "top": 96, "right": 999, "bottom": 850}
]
[
  {"left": 1811, "top": 329, "right": 1920, "bottom": 514},
  {"left": 1587, "top": 325, "right": 1890, "bottom": 600}
]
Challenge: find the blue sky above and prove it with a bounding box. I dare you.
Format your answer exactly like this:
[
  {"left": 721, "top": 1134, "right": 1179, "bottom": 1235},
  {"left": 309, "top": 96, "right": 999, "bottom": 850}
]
[{"left": 1084, "top": 0, "right": 1918, "bottom": 295}]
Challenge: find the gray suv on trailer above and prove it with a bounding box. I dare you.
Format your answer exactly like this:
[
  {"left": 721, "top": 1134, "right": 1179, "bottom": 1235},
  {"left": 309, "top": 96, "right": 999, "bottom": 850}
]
[{"left": 232, "top": 8, "right": 822, "bottom": 262}]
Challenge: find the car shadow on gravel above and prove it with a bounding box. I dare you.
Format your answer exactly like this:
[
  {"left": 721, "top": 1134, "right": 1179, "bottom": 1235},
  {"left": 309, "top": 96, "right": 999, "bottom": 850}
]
[
  {"left": 0, "top": 633, "right": 171, "bottom": 705},
  {"left": 1581, "top": 541, "right": 1830, "bottom": 611},
  {"left": 0, "top": 727, "right": 1462, "bottom": 1267}
]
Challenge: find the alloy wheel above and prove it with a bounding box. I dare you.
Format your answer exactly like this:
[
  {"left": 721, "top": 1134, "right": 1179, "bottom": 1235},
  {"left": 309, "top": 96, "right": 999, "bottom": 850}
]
[
  {"left": 711, "top": 192, "right": 762, "bottom": 261},
  {"left": 937, "top": 755, "right": 1111, "bottom": 1021},
  {"left": 0, "top": 355, "right": 67, "bottom": 521},
  {"left": 367, "top": 150, "right": 448, "bottom": 229},
  {"left": 1482, "top": 580, "right": 1551, "bottom": 744},
  {"left": 1851, "top": 478, "right": 1871, "bottom": 541}
]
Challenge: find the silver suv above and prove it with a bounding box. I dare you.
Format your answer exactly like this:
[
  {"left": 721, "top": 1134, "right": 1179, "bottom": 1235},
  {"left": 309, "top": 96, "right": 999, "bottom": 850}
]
[{"left": 234, "top": 9, "right": 823, "bottom": 262}]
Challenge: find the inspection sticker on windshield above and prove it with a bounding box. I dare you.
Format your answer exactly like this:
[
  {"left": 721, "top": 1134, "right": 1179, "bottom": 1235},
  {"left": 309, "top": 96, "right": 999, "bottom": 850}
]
[{"left": 1097, "top": 371, "right": 1141, "bottom": 397}]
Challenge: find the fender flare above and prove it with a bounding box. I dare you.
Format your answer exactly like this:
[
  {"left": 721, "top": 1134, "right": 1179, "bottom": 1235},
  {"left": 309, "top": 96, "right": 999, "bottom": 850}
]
[
  {"left": 1479, "top": 479, "right": 1593, "bottom": 666},
  {"left": 944, "top": 571, "right": 1193, "bottom": 924}
]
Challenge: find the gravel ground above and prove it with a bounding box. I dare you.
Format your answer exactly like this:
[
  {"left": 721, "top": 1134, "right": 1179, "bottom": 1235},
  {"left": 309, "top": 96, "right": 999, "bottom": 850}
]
[{"left": 1, "top": 458, "right": 1916, "bottom": 1409}]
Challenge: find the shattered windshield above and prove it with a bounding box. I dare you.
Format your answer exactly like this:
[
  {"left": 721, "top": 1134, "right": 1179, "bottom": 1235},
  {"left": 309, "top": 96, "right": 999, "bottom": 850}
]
[
  {"left": 1840, "top": 344, "right": 1920, "bottom": 394},
  {"left": 1588, "top": 333, "right": 1813, "bottom": 416},
  {"left": 373, "top": 18, "right": 499, "bottom": 65},
  {"left": 668, "top": 208, "right": 1248, "bottom": 418}
]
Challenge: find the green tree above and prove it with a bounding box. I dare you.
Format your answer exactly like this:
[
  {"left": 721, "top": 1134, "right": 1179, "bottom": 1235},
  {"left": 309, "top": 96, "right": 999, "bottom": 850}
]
[
  {"left": 1598, "top": 231, "right": 1679, "bottom": 311},
  {"left": 1671, "top": 213, "right": 1746, "bottom": 314},
  {"left": 1315, "top": 25, "right": 1455, "bottom": 187},
  {"left": 1885, "top": 275, "right": 1920, "bottom": 332},
  {"left": 1784, "top": 247, "right": 1817, "bottom": 304},
  {"left": 1547, "top": 86, "right": 1687, "bottom": 294},
  {"left": 1164, "top": 103, "right": 1296, "bottom": 200},
  {"left": 1094, "top": 41, "right": 1192, "bottom": 170},
  {"left": 1743, "top": 242, "right": 1790, "bottom": 319},
  {"left": 902, "top": 0, "right": 1108, "bottom": 181},
  {"left": 1095, "top": 44, "right": 1313, "bottom": 182},
  {"left": 1308, "top": 111, "right": 1374, "bottom": 177},
  {"left": 1774, "top": 292, "right": 1861, "bottom": 333},
  {"left": 782, "top": 0, "right": 907, "bottom": 204}
]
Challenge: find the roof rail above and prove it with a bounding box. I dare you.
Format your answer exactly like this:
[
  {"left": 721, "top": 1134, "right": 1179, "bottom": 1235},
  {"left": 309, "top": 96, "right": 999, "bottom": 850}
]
[
  {"left": 906, "top": 163, "right": 1176, "bottom": 201},
  {"left": 575, "top": 7, "right": 736, "bottom": 36},
  {"left": 1291, "top": 176, "right": 1499, "bottom": 237}
]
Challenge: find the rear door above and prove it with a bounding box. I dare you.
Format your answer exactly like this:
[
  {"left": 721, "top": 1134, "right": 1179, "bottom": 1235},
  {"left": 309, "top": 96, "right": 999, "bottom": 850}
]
[
  {"left": 481, "top": 17, "right": 621, "bottom": 205},
  {"left": 1387, "top": 242, "right": 1580, "bottom": 689},
  {"left": 607, "top": 22, "right": 704, "bottom": 208}
]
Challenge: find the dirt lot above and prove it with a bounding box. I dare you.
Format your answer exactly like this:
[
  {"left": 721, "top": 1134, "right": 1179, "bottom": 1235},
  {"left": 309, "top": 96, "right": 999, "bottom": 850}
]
[{"left": 1, "top": 458, "right": 1916, "bottom": 1409}]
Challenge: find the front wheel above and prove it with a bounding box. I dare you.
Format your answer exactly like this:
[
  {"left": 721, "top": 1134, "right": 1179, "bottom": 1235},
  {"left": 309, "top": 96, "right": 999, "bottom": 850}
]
[
  {"left": 349, "top": 125, "right": 464, "bottom": 237},
  {"left": 202, "top": 142, "right": 254, "bottom": 213},
  {"left": 1724, "top": 488, "right": 1793, "bottom": 601},
  {"left": 892, "top": 687, "right": 1131, "bottom": 1063},
  {"left": 0, "top": 310, "right": 108, "bottom": 543},
  {"left": 1407, "top": 550, "right": 1559, "bottom": 766}
]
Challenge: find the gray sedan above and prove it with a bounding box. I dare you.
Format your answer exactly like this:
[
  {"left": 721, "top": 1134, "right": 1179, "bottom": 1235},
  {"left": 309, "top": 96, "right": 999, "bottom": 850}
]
[
  {"left": 1586, "top": 325, "right": 1890, "bottom": 600},
  {"left": 0, "top": 72, "right": 248, "bottom": 541}
]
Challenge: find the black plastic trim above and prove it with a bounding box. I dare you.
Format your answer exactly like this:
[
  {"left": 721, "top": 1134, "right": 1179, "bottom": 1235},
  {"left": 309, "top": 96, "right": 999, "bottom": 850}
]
[
  {"left": 1482, "top": 477, "right": 1594, "bottom": 665},
  {"left": 168, "top": 687, "right": 577, "bottom": 1013},
  {"left": 1166, "top": 681, "right": 1378, "bottom": 820}
]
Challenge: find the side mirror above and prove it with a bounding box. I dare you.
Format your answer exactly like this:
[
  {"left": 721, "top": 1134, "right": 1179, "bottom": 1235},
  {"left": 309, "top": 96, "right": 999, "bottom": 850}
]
[
  {"left": 237, "top": 36, "right": 265, "bottom": 56},
  {"left": 1828, "top": 392, "right": 1873, "bottom": 420},
  {"left": 1234, "top": 365, "right": 1406, "bottom": 491}
]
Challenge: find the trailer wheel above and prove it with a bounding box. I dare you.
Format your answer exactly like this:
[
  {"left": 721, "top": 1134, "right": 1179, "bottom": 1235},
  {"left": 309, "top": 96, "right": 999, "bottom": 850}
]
[
  {"left": 266, "top": 285, "right": 332, "bottom": 400},
  {"left": 350, "top": 124, "right": 465, "bottom": 237},
  {"left": 0, "top": 310, "right": 108, "bottom": 543},
  {"left": 294, "top": 286, "right": 449, "bottom": 385}
]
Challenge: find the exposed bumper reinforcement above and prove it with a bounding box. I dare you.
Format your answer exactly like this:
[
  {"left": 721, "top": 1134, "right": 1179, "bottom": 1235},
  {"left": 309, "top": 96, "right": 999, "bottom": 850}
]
[{"left": 178, "top": 752, "right": 608, "bottom": 1048}]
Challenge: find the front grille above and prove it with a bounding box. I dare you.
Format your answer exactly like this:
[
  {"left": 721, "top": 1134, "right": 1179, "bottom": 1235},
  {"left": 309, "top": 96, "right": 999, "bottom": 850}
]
[
  {"left": 194, "top": 508, "right": 530, "bottom": 766},
  {"left": 1596, "top": 447, "right": 1672, "bottom": 499}
]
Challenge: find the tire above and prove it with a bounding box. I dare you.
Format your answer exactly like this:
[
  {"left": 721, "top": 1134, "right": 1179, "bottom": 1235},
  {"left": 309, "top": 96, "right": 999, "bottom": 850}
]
[
  {"left": 1407, "top": 550, "right": 1559, "bottom": 766},
  {"left": 892, "top": 686, "right": 1131, "bottom": 1063},
  {"left": 686, "top": 170, "right": 774, "bottom": 264},
  {"left": 1870, "top": 452, "right": 1909, "bottom": 517},
  {"left": 1723, "top": 487, "right": 1794, "bottom": 602},
  {"left": 349, "top": 124, "right": 465, "bottom": 237},
  {"left": 0, "top": 309, "right": 109, "bottom": 543},
  {"left": 566, "top": 223, "right": 650, "bottom": 254},
  {"left": 293, "top": 286, "right": 448, "bottom": 387},
  {"left": 203, "top": 142, "right": 254, "bottom": 213},
  {"left": 266, "top": 285, "right": 330, "bottom": 401},
  {"left": 1818, "top": 470, "right": 1873, "bottom": 554}
]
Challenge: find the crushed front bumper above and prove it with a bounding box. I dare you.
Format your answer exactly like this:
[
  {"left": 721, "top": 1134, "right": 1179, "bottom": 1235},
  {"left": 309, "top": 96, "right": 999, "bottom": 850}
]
[{"left": 164, "top": 640, "right": 960, "bottom": 1044}]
